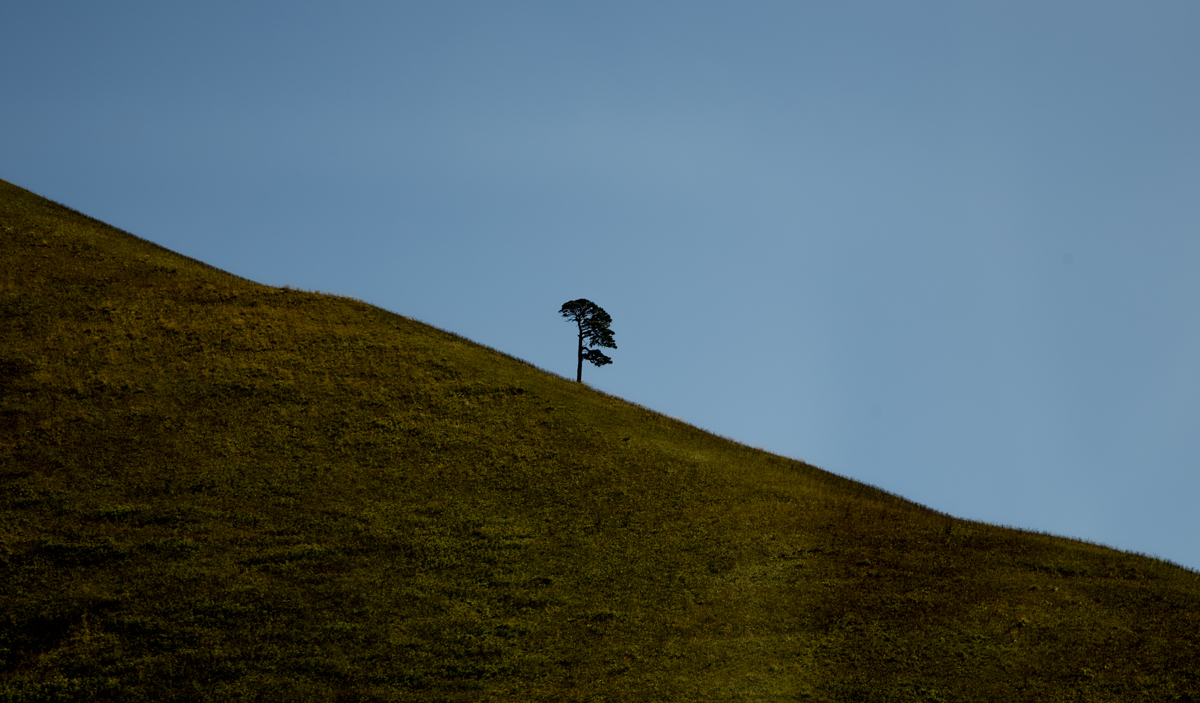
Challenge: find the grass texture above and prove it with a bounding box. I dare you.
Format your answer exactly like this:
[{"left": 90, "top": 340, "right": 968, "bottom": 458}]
[{"left": 2, "top": 177, "right": 1198, "bottom": 701}]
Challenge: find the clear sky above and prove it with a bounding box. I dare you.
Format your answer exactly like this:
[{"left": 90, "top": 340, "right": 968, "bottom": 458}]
[{"left": 4, "top": 2, "right": 1199, "bottom": 570}]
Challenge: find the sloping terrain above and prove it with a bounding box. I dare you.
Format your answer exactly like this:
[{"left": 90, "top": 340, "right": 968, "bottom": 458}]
[{"left": 1, "top": 177, "right": 1198, "bottom": 702}]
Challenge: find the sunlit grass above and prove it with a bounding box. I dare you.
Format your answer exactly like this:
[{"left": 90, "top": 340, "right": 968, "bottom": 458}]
[{"left": 2, "top": 177, "right": 1198, "bottom": 701}]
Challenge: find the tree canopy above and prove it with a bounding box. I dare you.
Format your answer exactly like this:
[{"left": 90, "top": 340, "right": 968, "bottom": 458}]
[{"left": 559, "top": 299, "right": 616, "bottom": 383}]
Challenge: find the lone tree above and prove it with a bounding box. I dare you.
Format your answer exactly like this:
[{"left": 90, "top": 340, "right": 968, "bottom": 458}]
[{"left": 559, "top": 298, "right": 616, "bottom": 383}]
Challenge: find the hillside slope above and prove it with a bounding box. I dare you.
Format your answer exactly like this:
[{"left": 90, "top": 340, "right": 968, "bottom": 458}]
[{"left": 2, "top": 177, "right": 1198, "bottom": 702}]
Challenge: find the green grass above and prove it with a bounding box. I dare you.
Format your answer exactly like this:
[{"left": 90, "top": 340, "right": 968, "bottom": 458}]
[{"left": 2, "top": 176, "right": 1199, "bottom": 701}]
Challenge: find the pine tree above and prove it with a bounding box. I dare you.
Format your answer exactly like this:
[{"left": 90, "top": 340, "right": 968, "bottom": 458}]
[{"left": 559, "top": 299, "right": 617, "bottom": 383}]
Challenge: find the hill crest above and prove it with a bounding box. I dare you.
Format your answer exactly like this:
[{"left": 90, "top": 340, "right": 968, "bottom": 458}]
[{"left": 2, "top": 177, "right": 1198, "bottom": 701}]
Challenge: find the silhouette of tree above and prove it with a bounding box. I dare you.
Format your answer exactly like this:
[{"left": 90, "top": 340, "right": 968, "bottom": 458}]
[{"left": 559, "top": 299, "right": 616, "bottom": 383}]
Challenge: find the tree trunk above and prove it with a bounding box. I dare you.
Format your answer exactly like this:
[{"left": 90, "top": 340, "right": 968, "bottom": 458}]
[{"left": 576, "top": 331, "right": 584, "bottom": 382}]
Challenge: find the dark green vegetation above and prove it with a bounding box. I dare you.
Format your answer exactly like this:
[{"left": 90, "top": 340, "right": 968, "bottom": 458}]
[{"left": 1, "top": 177, "right": 1198, "bottom": 702}]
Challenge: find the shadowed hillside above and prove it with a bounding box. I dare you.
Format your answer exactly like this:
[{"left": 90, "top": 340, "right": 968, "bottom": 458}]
[{"left": 2, "top": 177, "right": 1198, "bottom": 702}]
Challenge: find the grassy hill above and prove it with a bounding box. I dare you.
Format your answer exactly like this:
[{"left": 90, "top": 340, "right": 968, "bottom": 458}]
[{"left": 2, "top": 176, "right": 1198, "bottom": 702}]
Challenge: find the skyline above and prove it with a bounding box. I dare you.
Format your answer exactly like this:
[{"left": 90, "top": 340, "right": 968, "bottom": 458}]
[{"left": 3, "top": 2, "right": 1199, "bottom": 569}]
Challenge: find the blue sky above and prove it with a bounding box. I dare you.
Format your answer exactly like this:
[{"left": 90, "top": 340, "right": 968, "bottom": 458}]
[{"left": 4, "top": 2, "right": 1199, "bottom": 570}]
